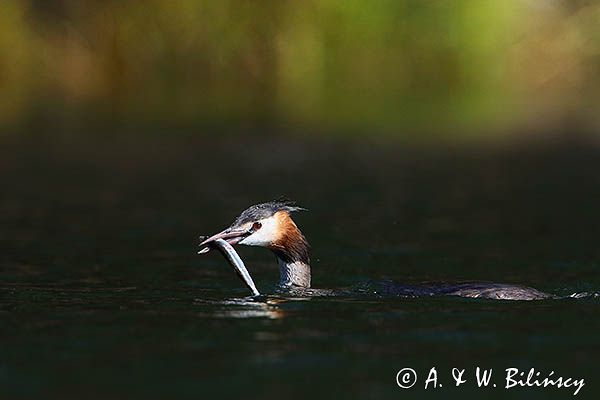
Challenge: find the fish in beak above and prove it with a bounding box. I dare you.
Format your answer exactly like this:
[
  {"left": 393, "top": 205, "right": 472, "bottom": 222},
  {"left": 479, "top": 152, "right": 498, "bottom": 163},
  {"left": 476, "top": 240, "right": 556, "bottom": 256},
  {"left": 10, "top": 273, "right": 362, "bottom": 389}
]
[
  {"left": 197, "top": 227, "right": 252, "bottom": 254},
  {"left": 210, "top": 238, "right": 260, "bottom": 296},
  {"left": 197, "top": 229, "right": 261, "bottom": 296}
]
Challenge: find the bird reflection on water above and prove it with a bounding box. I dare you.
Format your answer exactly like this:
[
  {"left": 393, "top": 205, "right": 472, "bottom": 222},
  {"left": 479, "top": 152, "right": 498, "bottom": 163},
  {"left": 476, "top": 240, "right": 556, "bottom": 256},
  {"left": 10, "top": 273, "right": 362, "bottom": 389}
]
[{"left": 195, "top": 297, "right": 289, "bottom": 319}]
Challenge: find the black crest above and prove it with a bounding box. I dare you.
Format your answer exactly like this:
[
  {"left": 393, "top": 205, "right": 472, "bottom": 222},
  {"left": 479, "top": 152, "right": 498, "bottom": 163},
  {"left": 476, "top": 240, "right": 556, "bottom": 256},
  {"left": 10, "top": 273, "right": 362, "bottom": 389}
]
[{"left": 231, "top": 199, "right": 306, "bottom": 227}]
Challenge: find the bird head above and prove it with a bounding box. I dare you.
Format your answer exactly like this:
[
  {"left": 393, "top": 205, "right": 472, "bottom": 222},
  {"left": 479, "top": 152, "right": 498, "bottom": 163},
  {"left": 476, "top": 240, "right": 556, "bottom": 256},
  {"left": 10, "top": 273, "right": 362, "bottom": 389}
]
[{"left": 199, "top": 200, "right": 309, "bottom": 264}]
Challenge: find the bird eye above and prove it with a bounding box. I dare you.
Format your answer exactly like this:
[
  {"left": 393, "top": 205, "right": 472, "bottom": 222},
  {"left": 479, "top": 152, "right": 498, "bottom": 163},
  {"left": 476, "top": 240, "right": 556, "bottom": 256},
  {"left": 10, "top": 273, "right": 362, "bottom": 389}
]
[{"left": 252, "top": 222, "right": 262, "bottom": 231}]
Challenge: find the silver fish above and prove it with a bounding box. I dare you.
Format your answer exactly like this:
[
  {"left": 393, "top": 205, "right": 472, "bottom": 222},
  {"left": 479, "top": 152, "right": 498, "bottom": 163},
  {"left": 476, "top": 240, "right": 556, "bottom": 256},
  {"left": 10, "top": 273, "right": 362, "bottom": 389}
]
[{"left": 209, "top": 238, "right": 260, "bottom": 296}]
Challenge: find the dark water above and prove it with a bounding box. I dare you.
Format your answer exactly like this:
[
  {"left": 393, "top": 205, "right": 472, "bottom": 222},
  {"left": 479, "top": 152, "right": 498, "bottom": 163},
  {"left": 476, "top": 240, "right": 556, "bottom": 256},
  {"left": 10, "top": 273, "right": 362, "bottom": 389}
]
[{"left": 1, "top": 131, "right": 599, "bottom": 399}]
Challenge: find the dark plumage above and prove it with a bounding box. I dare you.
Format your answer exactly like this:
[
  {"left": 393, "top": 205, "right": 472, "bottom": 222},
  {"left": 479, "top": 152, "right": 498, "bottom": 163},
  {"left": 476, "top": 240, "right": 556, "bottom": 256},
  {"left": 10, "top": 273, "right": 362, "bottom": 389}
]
[{"left": 231, "top": 200, "right": 306, "bottom": 228}]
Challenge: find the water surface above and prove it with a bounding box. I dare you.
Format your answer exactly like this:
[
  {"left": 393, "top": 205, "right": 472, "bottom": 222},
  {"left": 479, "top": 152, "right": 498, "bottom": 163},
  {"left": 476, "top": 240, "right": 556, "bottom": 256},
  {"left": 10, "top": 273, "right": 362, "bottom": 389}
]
[{"left": 1, "top": 132, "right": 599, "bottom": 399}]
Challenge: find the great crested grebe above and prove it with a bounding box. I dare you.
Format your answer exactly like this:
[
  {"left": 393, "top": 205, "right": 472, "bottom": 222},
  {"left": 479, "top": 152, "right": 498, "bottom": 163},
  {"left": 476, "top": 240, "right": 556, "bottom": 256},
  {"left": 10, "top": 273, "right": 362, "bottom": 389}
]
[{"left": 198, "top": 200, "right": 552, "bottom": 300}]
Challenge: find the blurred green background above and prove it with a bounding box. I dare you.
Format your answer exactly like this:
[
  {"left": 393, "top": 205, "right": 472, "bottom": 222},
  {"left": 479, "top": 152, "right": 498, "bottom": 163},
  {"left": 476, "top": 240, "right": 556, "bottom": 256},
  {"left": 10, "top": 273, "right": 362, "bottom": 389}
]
[{"left": 2, "top": 0, "right": 599, "bottom": 138}]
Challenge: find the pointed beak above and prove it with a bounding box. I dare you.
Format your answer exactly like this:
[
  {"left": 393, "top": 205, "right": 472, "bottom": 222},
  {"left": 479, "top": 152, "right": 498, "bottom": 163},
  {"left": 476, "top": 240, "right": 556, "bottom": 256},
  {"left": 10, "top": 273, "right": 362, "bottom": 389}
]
[{"left": 198, "top": 227, "right": 251, "bottom": 254}]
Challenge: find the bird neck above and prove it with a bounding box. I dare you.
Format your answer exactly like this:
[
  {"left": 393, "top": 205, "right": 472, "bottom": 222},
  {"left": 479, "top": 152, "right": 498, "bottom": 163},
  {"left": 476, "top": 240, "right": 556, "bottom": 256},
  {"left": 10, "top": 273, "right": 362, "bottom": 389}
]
[
  {"left": 277, "top": 257, "right": 311, "bottom": 288},
  {"left": 269, "top": 213, "right": 311, "bottom": 288}
]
